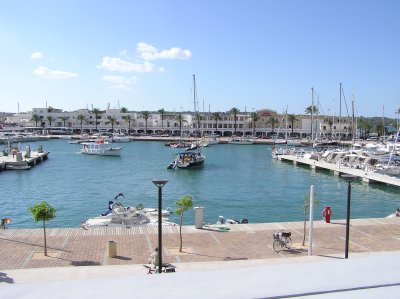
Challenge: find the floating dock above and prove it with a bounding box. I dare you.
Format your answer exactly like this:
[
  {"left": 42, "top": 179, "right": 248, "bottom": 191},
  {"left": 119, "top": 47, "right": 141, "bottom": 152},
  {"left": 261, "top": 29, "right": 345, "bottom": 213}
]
[{"left": 277, "top": 154, "right": 400, "bottom": 187}]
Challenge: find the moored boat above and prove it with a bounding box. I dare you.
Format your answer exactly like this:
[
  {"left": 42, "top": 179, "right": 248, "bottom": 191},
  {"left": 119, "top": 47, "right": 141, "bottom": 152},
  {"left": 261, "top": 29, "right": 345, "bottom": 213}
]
[{"left": 79, "top": 139, "right": 122, "bottom": 156}]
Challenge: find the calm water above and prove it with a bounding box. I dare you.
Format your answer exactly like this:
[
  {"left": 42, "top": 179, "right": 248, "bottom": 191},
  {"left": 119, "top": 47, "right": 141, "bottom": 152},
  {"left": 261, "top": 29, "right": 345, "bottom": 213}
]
[{"left": 1, "top": 140, "right": 399, "bottom": 228}]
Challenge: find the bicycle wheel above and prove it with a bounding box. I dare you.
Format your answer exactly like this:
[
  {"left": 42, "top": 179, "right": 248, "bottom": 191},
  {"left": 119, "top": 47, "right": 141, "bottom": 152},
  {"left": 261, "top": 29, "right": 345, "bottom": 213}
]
[
  {"left": 284, "top": 237, "right": 292, "bottom": 249},
  {"left": 273, "top": 240, "right": 282, "bottom": 253}
]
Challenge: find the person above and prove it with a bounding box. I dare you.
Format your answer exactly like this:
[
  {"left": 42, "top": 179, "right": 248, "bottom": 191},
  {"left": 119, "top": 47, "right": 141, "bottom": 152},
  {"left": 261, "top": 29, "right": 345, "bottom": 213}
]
[
  {"left": 148, "top": 247, "right": 159, "bottom": 266},
  {"left": 395, "top": 208, "right": 400, "bottom": 217}
]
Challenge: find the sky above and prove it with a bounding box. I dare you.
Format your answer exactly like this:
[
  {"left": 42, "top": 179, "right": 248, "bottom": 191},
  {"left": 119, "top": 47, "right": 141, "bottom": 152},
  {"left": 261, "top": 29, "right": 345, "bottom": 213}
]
[{"left": 1, "top": 0, "right": 400, "bottom": 117}]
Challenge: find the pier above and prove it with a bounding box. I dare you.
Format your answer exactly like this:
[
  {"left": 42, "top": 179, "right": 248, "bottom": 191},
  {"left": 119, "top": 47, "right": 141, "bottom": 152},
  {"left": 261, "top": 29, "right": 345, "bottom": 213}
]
[
  {"left": 0, "top": 145, "right": 49, "bottom": 171},
  {"left": 277, "top": 154, "right": 400, "bottom": 187}
]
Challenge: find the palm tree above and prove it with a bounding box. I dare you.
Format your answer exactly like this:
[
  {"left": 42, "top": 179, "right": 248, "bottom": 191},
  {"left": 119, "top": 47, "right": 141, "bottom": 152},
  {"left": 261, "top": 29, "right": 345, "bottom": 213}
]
[
  {"left": 250, "top": 112, "right": 257, "bottom": 136},
  {"left": 31, "top": 114, "right": 41, "bottom": 127},
  {"left": 141, "top": 111, "right": 150, "bottom": 133},
  {"left": 175, "top": 195, "right": 193, "bottom": 252},
  {"left": 175, "top": 114, "right": 187, "bottom": 137},
  {"left": 230, "top": 107, "right": 240, "bottom": 134},
  {"left": 108, "top": 116, "right": 117, "bottom": 133},
  {"left": 193, "top": 112, "right": 203, "bottom": 136},
  {"left": 120, "top": 107, "right": 128, "bottom": 113},
  {"left": 266, "top": 117, "right": 279, "bottom": 134},
  {"left": 77, "top": 114, "right": 86, "bottom": 133},
  {"left": 46, "top": 116, "right": 55, "bottom": 128},
  {"left": 91, "top": 108, "right": 103, "bottom": 131},
  {"left": 60, "top": 116, "right": 69, "bottom": 127},
  {"left": 305, "top": 105, "right": 319, "bottom": 115},
  {"left": 158, "top": 108, "right": 165, "bottom": 133},
  {"left": 287, "top": 114, "right": 298, "bottom": 137},
  {"left": 211, "top": 112, "right": 221, "bottom": 134},
  {"left": 122, "top": 115, "right": 133, "bottom": 134}
]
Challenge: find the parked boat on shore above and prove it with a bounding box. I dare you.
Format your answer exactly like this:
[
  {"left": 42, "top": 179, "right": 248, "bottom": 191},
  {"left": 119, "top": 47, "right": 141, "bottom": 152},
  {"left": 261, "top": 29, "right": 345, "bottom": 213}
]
[{"left": 81, "top": 193, "right": 176, "bottom": 229}]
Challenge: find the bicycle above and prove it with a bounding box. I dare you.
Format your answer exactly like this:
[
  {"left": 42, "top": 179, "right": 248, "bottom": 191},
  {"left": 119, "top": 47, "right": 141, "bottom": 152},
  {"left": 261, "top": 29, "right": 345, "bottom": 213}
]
[
  {"left": 272, "top": 231, "right": 292, "bottom": 253},
  {"left": 143, "top": 263, "right": 176, "bottom": 274}
]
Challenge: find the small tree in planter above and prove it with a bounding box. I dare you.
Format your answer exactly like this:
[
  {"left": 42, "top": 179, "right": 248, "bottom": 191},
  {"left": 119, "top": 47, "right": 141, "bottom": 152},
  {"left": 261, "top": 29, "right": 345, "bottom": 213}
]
[
  {"left": 175, "top": 195, "right": 193, "bottom": 252},
  {"left": 302, "top": 191, "right": 319, "bottom": 246},
  {"left": 29, "top": 201, "right": 56, "bottom": 256}
]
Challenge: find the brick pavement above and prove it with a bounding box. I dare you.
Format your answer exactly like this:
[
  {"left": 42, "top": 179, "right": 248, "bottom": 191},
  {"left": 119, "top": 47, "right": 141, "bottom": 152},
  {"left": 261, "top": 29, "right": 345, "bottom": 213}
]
[{"left": 1, "top": 218, "right": 399, "bottom": 271}]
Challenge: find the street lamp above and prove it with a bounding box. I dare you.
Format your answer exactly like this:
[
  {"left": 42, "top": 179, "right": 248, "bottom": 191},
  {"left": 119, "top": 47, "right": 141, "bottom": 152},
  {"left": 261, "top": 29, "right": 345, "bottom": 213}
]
[
  {"left": 152, "top": 179, "right": 168, "bottom": 273},
  {"left": 342, "top": 174, "right": 357, "bottom": 259}
]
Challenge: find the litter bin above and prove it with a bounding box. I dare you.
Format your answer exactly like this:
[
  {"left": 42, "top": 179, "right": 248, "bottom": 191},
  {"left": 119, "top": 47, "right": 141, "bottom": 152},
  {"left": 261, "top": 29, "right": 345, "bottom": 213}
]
[
  {"left": 108, "top": 241, "right": 117, "bottom": 257},
  {"left": 194, "top": 206, "right": 204, "bottom": 229}
]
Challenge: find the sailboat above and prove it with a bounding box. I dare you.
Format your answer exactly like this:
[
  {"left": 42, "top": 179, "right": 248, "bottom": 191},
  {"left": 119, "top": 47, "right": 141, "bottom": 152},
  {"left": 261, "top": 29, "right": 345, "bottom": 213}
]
[{"left": 167, "top": 75, "right": 206, "bottom": 169}]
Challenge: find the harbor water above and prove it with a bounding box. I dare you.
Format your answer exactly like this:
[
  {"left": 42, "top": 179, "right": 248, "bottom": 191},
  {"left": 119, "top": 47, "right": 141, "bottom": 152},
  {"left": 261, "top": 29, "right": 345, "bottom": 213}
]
[{"left": 1, "top": 139, "right": 399, "bottom": 228}]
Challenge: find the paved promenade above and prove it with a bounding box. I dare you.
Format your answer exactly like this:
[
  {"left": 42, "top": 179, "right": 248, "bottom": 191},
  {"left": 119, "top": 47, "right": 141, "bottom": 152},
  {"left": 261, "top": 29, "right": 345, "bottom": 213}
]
[
  {"left": 1, "top": 217, "right": 399, "bottom": 271},
  {"left": 1, "top": 218, "right": 400, "bottom": 298}
]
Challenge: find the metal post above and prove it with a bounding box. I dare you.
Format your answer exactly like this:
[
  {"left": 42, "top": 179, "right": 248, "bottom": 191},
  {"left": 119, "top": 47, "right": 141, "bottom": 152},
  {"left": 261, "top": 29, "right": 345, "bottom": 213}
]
[
  {"left": 342, "top": 174, "right": 356, "bottom": 259},
  {"left": 157, "top": 185, "right": 162, "bottom": 273},
  {"left": 152, "top": 180, "right": 168, "bottom": 273},
  {"left": 308, "top": 185, "right": 314, "bottom": 256},
  {"left": 345, "top": 180, "right": 351, "bottom": 259}
]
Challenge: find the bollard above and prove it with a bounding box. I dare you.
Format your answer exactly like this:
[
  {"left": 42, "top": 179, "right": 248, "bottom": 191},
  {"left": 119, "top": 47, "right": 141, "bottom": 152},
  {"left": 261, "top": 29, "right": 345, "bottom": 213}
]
[
  {"left": 108, "top": 241, "right": 117, "bottom": 258},
  {"left": 194, "top": 206, "right": 204, "bottom": 229}
]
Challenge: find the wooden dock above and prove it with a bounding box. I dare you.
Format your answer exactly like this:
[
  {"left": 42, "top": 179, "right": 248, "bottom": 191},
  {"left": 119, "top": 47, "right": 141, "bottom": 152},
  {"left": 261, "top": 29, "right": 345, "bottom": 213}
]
[{"left": 277, "top": 154, "right": 400, "bottom": 187}]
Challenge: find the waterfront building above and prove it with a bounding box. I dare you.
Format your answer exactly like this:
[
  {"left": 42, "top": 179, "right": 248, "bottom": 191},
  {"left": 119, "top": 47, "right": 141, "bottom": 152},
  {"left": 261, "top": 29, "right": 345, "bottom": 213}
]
[{"left": 2, "top": 106, "right": 354, "bottom": 139}]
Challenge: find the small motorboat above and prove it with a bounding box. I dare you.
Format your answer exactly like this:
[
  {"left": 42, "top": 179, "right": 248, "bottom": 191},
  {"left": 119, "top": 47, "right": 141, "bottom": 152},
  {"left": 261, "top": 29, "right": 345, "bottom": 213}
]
[
  {"left": 6, "top": 164, "right": 31, "bottom": 170},
  {"left": 167, "top": 147, "right": 205, "bottom": 169}
]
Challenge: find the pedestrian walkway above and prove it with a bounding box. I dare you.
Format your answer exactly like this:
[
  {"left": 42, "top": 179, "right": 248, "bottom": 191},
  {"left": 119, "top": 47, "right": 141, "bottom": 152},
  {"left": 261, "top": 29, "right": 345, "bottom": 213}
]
[{"left": 1, "top": 218, "right": 400, "bottom": 298}]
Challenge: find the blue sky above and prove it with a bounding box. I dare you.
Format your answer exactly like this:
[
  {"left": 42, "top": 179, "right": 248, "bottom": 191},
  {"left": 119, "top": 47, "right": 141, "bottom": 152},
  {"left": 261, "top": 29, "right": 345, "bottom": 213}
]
[{"left": 1, "top": 0, "right": 399, "bottom": 117}]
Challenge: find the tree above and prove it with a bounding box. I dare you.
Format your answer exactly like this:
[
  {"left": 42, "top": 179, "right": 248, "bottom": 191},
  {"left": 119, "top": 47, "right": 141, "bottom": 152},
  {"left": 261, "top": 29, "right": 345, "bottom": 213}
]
[
  {"left": 158, "top": 108, "right": 165, "bottom": 133},
  {"left": 230, "top": 107, "right": 240, "bottom": 134},
  {"left": 266, "top": 117, "right": 279, "bottom": 134},
  {"left": 108, "top": 116, "right": 117, "bottom": 133},
  {"left": 175, "top": 114, "right": 187, "bottom": 137},
  {"left": 46, "top": 116, "right": 55, "bottom": 127},
  {"left": 29, "top": 201, "right": 56, "bottom": 256},
  {"left": 91, "top": 108, "right": 103, "bottom": 131},
  {"left": 193, "top": 112, "right": 203, "bottom": 136},
  {"left": 120, "top": 107, "right": 128, "bottom": 113},
  {"left": 60, "top": 116, "right": 69, "bottom": 127},
  {"left": 122, "top": 114, "right": 133, "bottom": 134},
  {"left": 211, "top": 112, "right": 221, "bottom": 134},
  {"left": 141, "top": 111, "right": 150, "bottom": 133},
  {"left": 250, "top": 112, "right": 257, "bottom": 136},
  {"left": 302, "top": 191, "right": 319, "bottom": 246},
  {"left": 305, "top": 105, "right": 319, "bottom": 115},
  {"left": 287, "top": 114, "right": 298, "bottom": 136},
  {"left": 31, "top": 114, "right": 41, "bottom": 127},
  {"left": 175, "top": 195, "right": 193, "bottom": 252},
  {"left": 77, "top": 114, "right": 86, "bottom": 133}
]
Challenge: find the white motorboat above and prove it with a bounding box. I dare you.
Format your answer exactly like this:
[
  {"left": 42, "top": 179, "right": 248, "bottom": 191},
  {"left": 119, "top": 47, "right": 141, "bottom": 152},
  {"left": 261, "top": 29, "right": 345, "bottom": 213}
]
[
  {"left": 79, "top": 139, "right": 122, "bottom": 156},
  {"left": 5, "top": 164, "right": 31, "bottom": 170},
  {"left": 81, "top": 193, "right": 176, "bottom": 229},
  {"left": 167, "top": 147, "right": 205, "bottom": 169},
  {"left": 228, "top": 136, "right": 255, "bottom": 145},
  {"left": 111, "top": 134, "right": 130, "bottom": 143}
]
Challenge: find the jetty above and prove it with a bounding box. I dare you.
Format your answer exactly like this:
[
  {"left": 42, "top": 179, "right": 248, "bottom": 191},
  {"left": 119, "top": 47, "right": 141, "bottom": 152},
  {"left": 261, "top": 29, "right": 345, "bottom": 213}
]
[
  {"left": 277, "top": 154, "right": 400, "bottom": 187},
  {"left": 0, "top": 144, "right": 49, "bottom": 171}
]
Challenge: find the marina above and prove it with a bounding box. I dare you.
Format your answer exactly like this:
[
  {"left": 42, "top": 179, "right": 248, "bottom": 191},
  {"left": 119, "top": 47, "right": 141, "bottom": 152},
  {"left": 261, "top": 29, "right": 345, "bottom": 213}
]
[{"left": 0, "top": 139, "right": 399, "bottom": 229}]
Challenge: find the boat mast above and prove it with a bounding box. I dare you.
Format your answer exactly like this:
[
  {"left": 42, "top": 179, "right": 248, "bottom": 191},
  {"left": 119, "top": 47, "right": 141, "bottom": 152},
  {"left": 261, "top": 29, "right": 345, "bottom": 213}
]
[
  {"left": 339, "top": 82, "right": 342, "bottom": 143},
  {"left": 311, "top": 87, "right": 314, "bottom": 141},
  {"left": 352, "top": 95, "right": 355, "bottom": 145}
]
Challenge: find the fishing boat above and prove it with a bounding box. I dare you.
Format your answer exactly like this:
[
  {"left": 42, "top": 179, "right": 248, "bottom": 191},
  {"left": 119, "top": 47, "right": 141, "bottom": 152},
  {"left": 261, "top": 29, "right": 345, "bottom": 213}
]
[
  {"left": 167, "top": 147, "right": 205, "bottom": 169},
  {"left": 81, "top": 193, "right": 176, "bottom": 229},
  {"left": 79, "top": 139, "right": 122, "bottom": 156}
]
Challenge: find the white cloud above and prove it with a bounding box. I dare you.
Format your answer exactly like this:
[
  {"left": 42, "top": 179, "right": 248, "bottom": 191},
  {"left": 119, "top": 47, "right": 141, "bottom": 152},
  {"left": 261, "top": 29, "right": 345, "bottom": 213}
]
[
  {"left": 102, "top": 75, "right": 137, "bottom": 89},
  {"left": 97, "top": 56, "right": 156, "bottom": 73},
  {"left": 33, "top": 66, "right": 78, "bottom": 79},
  {"left": 137, "top": 42, "right": 192, "bottom": 60},
  {"left": 31, "top": 52, "right": 43, "bottom": 59}
]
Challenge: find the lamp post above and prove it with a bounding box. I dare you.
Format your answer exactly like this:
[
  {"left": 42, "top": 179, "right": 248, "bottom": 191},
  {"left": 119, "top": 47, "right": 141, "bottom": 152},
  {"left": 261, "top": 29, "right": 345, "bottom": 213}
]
[
  {"left": 152, "top": 179, "right": 168, "bottom": 273},
  {"left": 342, "top": 174, "right": 357, "bottom": 259}
]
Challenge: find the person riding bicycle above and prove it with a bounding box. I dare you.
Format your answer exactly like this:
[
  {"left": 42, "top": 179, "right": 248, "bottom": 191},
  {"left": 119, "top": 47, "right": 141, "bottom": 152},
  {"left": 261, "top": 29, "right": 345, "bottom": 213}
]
[{"left": 148, "top": 247, "right": 159, "bottom": 266}]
